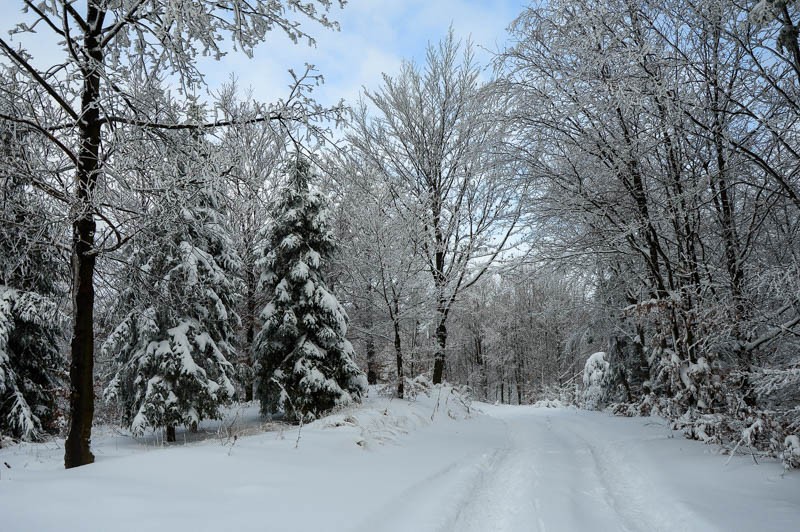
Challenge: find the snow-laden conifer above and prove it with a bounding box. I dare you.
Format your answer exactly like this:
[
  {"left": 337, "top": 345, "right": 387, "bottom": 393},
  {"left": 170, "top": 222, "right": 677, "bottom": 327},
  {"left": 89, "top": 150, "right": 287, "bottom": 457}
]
[
  {"left": 255, "top": 157, "right": 366, "bottom": 421},
  {"left": 104, "top": 176, "right": 241, "bottom": 441},
  {"left": 0, "top": 288, "right": 63, "bottom": 441},
  {"left": 0, "top": 125, "right": 65, "bottom": 441}
]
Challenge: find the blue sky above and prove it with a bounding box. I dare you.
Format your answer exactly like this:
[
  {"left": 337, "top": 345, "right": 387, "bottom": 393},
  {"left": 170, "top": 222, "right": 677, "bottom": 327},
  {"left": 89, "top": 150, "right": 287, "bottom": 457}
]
[
  {"left": 197, "top": 0, "right": 524, "bottom": 107},
  {"left": 1, "top": 0, "right": 523, "bottom": 108}
]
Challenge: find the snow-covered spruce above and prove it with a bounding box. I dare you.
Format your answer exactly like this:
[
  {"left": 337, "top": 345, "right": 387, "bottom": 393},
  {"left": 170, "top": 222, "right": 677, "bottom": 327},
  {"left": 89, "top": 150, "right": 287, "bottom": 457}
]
[
  {"left": 0, "top": 128, "right": 65, "bottom": 442},
  {"left": 104, "top": 181, "right": 240, "bottom": 441},
  {"left": 0, "top": 288, "right": 63, "bottom": 441},
  {"left": 254, "top": 158, "right": 367, "bottom": 422}
]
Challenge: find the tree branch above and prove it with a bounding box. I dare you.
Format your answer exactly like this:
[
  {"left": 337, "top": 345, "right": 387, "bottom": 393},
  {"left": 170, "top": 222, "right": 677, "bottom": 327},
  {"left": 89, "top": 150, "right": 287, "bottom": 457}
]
[{"left": 0, "top": 38, "right": 78, "bottom": 122}]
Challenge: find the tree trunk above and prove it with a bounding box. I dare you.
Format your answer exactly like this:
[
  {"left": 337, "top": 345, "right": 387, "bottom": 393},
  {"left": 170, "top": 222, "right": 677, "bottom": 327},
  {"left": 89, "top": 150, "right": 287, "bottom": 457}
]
[
  {"left": 366, "top": 336, "right": 378, "bottom": 385},
  {"left": 409, "top": 319, "right": 419, "bottom": 377},
  {"left": 475, "top": 334, "right": 488, "bottom": 400},
  {"left": 166, "top": 425, "right": 176, "bottom": 443},
  {"left": 64, "top": 216, "right": 96, "bottom": 468},
  {"left": 432, "top": 316, "right": 447, "bottom": 384},
  {"left": 244, "top": 330, "right": 254, "bottom": 402},
  {"left": 394, "top": 320, "right": 404, "bottom": 398},
  {"left": 244, "top": 258, "right": 257, "bottom": 402},
  {"left": 65, "top": 12, "right": 104, "bottom": 469}
]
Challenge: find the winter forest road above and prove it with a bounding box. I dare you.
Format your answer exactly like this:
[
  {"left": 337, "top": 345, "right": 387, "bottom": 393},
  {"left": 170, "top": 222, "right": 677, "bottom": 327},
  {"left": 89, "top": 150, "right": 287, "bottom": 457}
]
[
  {"left": 2, "top": 397, "right": 798, "bottom": 532},
  {"left": 353, "top": 404, "right": 799, "bottom": 532}
]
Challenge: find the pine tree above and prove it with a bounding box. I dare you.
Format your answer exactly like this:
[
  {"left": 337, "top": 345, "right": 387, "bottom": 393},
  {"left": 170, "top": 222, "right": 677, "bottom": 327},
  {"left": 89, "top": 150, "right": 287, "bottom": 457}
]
[
  {"left": 104, "top": 164, "right": 241, "bottom": 441},
  {"left": 0, "top": 124, "right": 65, "bottom": 442},
  {"left": 255, "top": 158, "right": 366, "bottom": 422},
  {"left": 0, "top": 287, "right": 63, "bottom": 442}
]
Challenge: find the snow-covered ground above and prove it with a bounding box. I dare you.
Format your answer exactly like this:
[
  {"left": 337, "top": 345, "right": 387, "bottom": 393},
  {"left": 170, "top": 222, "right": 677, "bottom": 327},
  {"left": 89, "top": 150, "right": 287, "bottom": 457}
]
[{"left": 1, "top": 388, "right": 798, "bottom": 532}]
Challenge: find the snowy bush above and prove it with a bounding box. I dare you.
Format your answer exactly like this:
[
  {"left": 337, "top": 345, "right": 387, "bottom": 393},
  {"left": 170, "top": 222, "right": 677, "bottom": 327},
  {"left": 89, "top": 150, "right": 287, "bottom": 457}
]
[
  {"left": 254, "top": 158, "right": 366, "bottom": 422},
  {"left": 582, "top": 352, "right": 609, "bottom": 410},
  {"left": 532, "top": 398, "right": 568, "bottom": 408},
  {"left": 403, "top": 375, "right": 434, "bottom": 401},
  {"left": 784, "top": 436, "right": 800, "bottom": 469}
]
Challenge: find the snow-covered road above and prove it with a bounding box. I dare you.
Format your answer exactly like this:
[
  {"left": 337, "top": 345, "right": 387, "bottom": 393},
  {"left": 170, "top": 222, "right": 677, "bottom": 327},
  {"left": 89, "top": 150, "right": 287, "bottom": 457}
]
[
  {"left": 354, "top": 403, "right": 799, "bottom": 532},
  {"left": 1, "top": 392, "right": 798, "bottom": 532}
]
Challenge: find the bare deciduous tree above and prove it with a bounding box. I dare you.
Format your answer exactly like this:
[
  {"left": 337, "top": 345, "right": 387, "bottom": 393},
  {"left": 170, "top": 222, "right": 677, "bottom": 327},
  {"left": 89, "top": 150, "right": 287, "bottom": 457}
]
[{"left": 348, "top": 31, "right": 523, "bottom": 384}]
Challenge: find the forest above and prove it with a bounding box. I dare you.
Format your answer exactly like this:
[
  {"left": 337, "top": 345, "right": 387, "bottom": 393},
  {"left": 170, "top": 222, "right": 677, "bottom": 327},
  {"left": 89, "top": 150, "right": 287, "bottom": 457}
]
[{"left": 1, "top": 0, "right": 799, "bottom": 476}]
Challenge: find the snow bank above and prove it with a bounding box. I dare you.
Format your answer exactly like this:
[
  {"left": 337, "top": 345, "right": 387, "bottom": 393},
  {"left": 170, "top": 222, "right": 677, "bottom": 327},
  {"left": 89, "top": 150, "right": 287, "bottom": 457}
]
[{"left": 0, "top": 384, "right": 480, "bottom": 532}]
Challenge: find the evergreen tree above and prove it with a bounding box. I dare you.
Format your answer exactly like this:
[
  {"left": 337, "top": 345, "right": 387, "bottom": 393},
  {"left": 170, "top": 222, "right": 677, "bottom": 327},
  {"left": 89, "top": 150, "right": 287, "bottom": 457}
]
[
  {"left": 255, "top": 158, "right": 366, "bottom": 421},
  {"left": 104, "top": 163, "right": 241, "bottom": 441},
  {"left": 0, "top": 124, "right": 65, "bottom": 442}
]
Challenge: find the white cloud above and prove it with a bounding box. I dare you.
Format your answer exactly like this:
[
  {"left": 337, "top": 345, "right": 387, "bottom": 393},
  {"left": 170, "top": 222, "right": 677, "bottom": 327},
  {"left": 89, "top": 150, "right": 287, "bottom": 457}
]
[
  {"left": 198, "top": 0, "right": 519, "bottom": 107},
  {"left": 0, "top": 0, "right": 521, "bottom": 109}
]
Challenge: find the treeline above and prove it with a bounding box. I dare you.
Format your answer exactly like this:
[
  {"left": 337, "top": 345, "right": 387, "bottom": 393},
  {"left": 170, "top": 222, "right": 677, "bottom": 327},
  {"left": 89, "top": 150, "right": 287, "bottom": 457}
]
[
  {"left": 0, "top": 1, "right": 363, "bottom": 468},
  {"left": 1, "top": 0, "right": 799, "bottom": 470},
  {"left": 495, "top": 0, "right": 800, "bottom": 465},
  {"left": 336, "top": 0, "right": 800, "bottom": 466}
]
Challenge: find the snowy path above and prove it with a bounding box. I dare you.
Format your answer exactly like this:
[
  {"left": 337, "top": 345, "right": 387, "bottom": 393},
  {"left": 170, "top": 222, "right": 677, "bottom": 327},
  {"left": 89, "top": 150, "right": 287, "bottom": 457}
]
[
  {"left": 446, "top": 406, "right": 714, "bottom": 532},
  {"left": 353, "top": 403, "right": 798, "bottom": 532},
  {"left": 1, "top": 394, "right": 798, "bottom": 532}
]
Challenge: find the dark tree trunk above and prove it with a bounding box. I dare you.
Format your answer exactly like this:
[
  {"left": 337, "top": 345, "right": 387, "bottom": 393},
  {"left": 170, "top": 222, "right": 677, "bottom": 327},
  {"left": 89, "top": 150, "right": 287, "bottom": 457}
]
[
  {"left": 65, "top": 10, "right": 104, "bottom": 469},
  {"left": 475, "top": 334, "right": 488, "bottom": 400},
  {"left": 64, "top": 215, "right": 97, "bottom": 468},
  {"left": 244, "top": 295, "right": 255, "bottom": 402},
  {"left": 241, "top": 199, "right": 262, "bottom": 403},
  {"left": 366, "top": 336, "right": 378, "bottom": 385},
  {"left": 166, "top": 425, "right": 176, "bottom": 443},
  {"left": 409, "top": 319, "right": 419, "bottom": 377},
  {"left": 432, "top": 316, "right": 447, "bottom": 384},
  {"left": 394, "top": 319, "right": 404, "bottom": 398}
]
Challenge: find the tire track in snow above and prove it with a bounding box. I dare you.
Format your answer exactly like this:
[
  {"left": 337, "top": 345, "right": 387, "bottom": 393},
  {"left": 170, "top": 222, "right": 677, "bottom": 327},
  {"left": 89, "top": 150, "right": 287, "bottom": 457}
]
[
  {"left": 353, "top": 406, "right": 732, "bottom": 532},
  {"left": 559, "top": 418, "right": 721, "bottom": 532},
  {"left": 447, "top": 446, "right": 547, "bottom": 532},
  {"left": 350, "top": 446, "right": 510, "bottom": 532},
  {"left": 444, "top": 416, "right": 547, "bottom": 532},
  {"left": 446, "top": 410, "right": 636, "bottom": 532}
]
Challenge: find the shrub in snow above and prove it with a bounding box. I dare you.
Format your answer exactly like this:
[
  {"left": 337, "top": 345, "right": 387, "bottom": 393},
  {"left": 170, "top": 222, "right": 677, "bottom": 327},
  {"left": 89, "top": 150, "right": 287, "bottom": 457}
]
[
  {"left": 104, "top": 181, "right": 240, "bottom": 439},
  {"left": 784, "top": 435, "right": 800, "bottom": 469},
  {"left": 532, "top": 398, "right": 567, "bottom": 408},
  {"left": 403, "top": 375, "right": 435, "bottom": 401},
  {"left": 254, "top": 158, "right": 366, "bottom": 422},
  {"left": 582, "top": 352, "right": 609, "bottom": 410}
]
